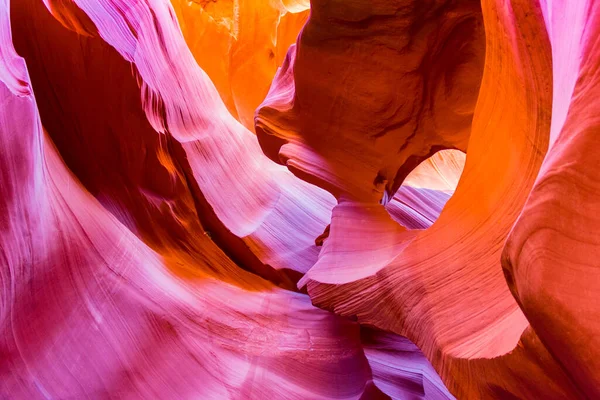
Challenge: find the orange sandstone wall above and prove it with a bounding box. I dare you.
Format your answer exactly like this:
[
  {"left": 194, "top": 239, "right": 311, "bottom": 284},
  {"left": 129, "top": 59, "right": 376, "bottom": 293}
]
[{"left": 0, "top": 0, "right": 598, "bottom": 398}]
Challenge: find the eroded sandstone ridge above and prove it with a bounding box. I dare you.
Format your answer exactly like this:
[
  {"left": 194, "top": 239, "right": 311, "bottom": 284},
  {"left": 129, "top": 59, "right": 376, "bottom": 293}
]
[{"left": 0, "top": 0, "right": 598, "bottom": 398}]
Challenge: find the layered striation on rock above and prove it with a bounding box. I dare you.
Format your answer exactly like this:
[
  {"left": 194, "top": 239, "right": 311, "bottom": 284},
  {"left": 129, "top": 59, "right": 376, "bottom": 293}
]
[
  {"left": 387, "top": 150, "right": 465, "bottom": 229},
  {"left": 1, "top": 0, "right": 599, "bottom": 398},
  {"left": 502, "top": 1, "right": 600, "bottom": 397},
  {"left": 256, "top": 0, "right": 485, "bottom": 203},
  {"left": 16, "top": 0, "right": 334, "bottom": 289},
  {"left": 2, "top": 0, "right": 453, "bottom": 398},
  {"left": 261, "top": 0, "right": 598, "bottom": 398},
  {"left": 361, "top": 328, "right": 455, "bottom": 400},
  {"left": 171, "top": 0, "right": 309, "bottom": 131},
  {"left": 1, "top": 2, "right": 379, "bottom": 398}
]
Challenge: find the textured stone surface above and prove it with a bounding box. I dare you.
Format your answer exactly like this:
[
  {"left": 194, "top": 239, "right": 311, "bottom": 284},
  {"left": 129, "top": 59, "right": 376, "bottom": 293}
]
[
  {"left": 1, "top": 0, "right": 599, "bottom": 398},
  {"left": 256, "top": 0, "right": 484, "bottom": 203}
]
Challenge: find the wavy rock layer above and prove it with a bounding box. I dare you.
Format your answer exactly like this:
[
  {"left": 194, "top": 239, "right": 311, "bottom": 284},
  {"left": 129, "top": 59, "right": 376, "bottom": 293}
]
[
  {"left": 256, "top": 0, "right": 484, "bottom": 203},
  {"left": 260, "top": 0, "right": 597, "bottom": 398},
  {"left": 1, "top": 0, "right": 455, "bottom": 398},
  {"left": 172, "top": 0, "right": 309, "bottom": 131},
  {"left": 1, "top": 2, "right": 379, "bottom": 399},
  {"left": 503, "top": 1, "right": 600, "bottom": 397},
  {"left": 1, "top": 0, "right": 599, "bottom": 398}
]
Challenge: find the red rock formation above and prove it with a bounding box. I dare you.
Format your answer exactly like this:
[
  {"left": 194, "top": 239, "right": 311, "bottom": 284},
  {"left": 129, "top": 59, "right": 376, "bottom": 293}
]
[
  {"left": 1, "top": 0, "right": 599, "bottom": 398},
  {"left": 256, "top": 0, "right": 484, "bottom": 203},
  {"left": 12, "top": 0, "right": 333, "bottom": 289},
  {"left": 261, "top": 0, "right": 598, "bottom": 398},
  {"left": 2, "top": 0, "right": 442, "bottom": 398},
  {"left": 361, "top": 327, "right": 455, "bottom": 400},
  {"left": 172, "top": 0, "right": 309, "bottom": 131},
  {"left": 503, "top": 1, "right": 600, "bottom": 397},
  {"left": 1, "top": 2, "right": 378, "bottom": 398}
]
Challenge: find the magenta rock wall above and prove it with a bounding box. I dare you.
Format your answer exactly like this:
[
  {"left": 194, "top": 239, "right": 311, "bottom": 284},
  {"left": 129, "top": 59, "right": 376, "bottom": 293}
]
[{"left": 1, "top": 0, "right": 599, "bottom": 398}]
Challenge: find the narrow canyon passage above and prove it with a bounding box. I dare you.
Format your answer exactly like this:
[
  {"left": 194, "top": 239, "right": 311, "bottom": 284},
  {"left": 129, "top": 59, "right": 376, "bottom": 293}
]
[{"left": 1, "top": 0, "right": 599, "bottom": 399}]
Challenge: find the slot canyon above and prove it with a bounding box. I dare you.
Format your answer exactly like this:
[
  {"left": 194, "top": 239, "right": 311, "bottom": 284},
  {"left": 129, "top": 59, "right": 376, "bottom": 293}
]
[{"left": 0, "top": 0, "right": 599, "bottom": 398}]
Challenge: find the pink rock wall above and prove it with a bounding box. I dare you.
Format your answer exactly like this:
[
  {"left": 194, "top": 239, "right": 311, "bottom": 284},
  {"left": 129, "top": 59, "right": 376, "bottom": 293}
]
[{"left": 1, "top": 0, "right": 599, "bottom": 398}]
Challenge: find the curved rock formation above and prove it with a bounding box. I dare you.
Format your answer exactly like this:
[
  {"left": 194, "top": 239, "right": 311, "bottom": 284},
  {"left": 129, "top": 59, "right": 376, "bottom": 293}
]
[
  {"left": 172, "top": 0, "right": 309, "bottom": 131},
  {"left": 502, "top": 1, "right": 600, "bottom": 397},
  {"left": 261, "top": 0, "right": 598, "bottom": 398},
  {"left": 256, "top": 0, "right": 485, "bottom": 203},
  {"left": 1, "top": 0, "right": 599, "bottom": 398},
  {"left": 1, "top": 2, "right": 376, "bottom": 398}
]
